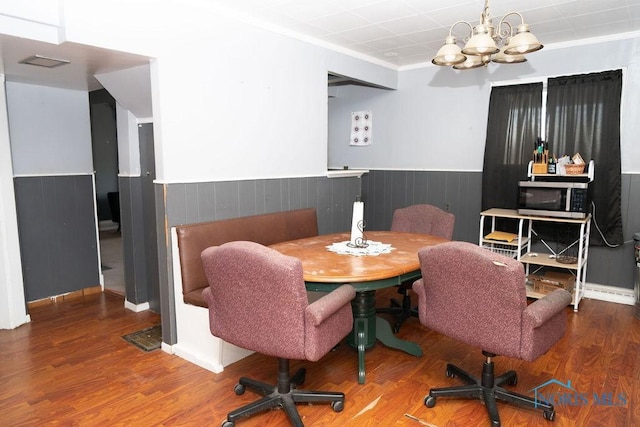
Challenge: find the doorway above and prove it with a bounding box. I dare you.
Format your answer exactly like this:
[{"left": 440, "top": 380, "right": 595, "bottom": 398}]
[{"left": 90, "top": 91, "right": 125, "bottom": 295}]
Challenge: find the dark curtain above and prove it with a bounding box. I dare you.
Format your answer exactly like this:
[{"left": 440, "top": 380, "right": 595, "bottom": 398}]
[
  {"left": 482, "top": 83, "right": 543, "bottom": 212},
  {"left": 546, "top": 70, "right": 623, "bottom": 246}
]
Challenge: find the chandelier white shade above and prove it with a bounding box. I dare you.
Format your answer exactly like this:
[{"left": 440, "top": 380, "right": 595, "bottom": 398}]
[{"left": 432, "top": 0, "right": 543, "bottom": 69}]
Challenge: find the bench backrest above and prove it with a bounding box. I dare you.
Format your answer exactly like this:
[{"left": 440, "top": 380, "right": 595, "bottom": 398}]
[{"left": 175, "top": 208, "right": 318, "bottom": 307}]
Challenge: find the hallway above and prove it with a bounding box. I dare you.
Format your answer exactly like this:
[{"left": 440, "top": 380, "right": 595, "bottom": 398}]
[{"left": 99, "top": 229, "right": 124, "bottom": 295}]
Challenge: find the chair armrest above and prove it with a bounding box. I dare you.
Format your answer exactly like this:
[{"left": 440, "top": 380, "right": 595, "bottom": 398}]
[
  {"left": 305, "top": 285, "right": 356, "bottom": 327},
  {"left": 523, "top": 288, "right": 572, "bottom": 328}
]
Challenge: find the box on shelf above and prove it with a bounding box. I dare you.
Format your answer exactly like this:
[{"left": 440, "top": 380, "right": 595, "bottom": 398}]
[{"left": 528, "top": 271, "right": 575, "bottom": 295}]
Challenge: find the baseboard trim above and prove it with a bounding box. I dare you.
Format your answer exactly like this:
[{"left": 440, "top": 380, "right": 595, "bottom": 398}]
[
  {"left": 124, "top": 300, "right": 150, "bottom": 312},
  {"left": 171, "top": 343, "right": 225, "bottom": 374},
  {"left": 584, "top": 283, "right": 635, "bottom": 306}
]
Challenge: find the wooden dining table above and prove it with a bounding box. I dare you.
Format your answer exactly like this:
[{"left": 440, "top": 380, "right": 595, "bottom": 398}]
[{"left": 270, "top": 230, "right": 448, "bottom": 384}]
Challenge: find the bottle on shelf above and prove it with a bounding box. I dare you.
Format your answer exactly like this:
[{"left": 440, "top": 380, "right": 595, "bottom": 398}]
[{"left": 547, "top": 154, "right": 556, "bottom": 174}]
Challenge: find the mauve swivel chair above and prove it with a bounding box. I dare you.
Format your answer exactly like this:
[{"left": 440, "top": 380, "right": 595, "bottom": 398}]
[
  {"left": 412, "top": 241, "right": 571, "bottom": 426},
  {"left": 201, "top": 241, "right": 356, "bottom": 427},
  {"left": 378, "top": 204, "right": 455, "bottom": 332}
]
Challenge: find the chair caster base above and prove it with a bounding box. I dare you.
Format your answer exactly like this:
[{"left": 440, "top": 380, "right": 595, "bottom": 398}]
[{"left": 425, "top": 356, "right": 555, "bottom": 427}]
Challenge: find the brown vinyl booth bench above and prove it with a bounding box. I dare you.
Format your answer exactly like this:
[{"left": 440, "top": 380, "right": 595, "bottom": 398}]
[{"left": 170, "top": 208, "right": 319, "bottom": 372}]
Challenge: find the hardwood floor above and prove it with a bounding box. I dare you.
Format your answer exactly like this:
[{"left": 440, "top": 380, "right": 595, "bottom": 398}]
[{"left": 1, "top": 290, "right": 638, "bottom": 426}]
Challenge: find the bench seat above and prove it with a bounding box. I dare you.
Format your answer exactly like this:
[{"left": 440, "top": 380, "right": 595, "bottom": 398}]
[{"left": 175, "top": 208, "right": 318, "bottom": 307}]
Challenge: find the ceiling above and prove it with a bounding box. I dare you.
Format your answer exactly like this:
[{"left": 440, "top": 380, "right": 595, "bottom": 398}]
[
  {"left": 1, "top": 0, "right": 640, "bottom": 92},
  {"left": 218, "top": 0, "right": 640, "bottom": 67}
]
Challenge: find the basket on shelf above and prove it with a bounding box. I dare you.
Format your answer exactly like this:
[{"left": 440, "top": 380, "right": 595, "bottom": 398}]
[{"left": 563, "top": 163, "right": 585, "bottom": 175}]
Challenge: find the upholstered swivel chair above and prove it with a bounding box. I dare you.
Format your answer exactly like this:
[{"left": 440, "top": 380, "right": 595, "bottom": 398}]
[
  {"left": 201, "top": 241, "right": 356, "bottom": 427},
  {"left": 378, "top": 204, "right": 455, "bottom": 332},
  {"left": 412, "top": 241, "right": 572, "bottom": 426}
]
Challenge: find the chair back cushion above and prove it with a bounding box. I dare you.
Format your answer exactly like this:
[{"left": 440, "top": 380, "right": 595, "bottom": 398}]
[
  {"left": 201, "top": 241, "right": 309, "bottom": 360},
  {"left": 390, "top": 204, "right": 455, "bottom": 239},
  {"left": 415, "top": 241, "right": 527, "bottom": 359}
]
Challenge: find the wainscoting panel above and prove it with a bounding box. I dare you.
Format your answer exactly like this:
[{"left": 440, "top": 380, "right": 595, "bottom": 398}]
[
  {"left": 164, "top": 176, "right": 361, "bottom": 234},
  {"left": 586, "top": 173, "right": 640, "bottom": 289},
  {"left": 360, "top": 170, "right": 483, "bottom": 244},
  {"left": 13, "top": 175, "right": 100, "bottom": 302}
]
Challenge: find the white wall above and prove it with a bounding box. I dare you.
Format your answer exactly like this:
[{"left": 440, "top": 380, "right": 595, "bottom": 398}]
[
  {"left": 0, "top": 0, "right": 61, "bottom": 44},
  {"left": 96, "top": 64, "right": 152, "bottom": 120},
  {"left": 115, "top": 105, "right": 141, "bottom": 177},
  {"left": 7, "top": 82, "right": 93, "bottom": 175},
  {"left": 60, "top": 0, "right": 396, "bottom": 183},
  {"left": 329, "top": 36, "right": 640, "bottom": 174}
]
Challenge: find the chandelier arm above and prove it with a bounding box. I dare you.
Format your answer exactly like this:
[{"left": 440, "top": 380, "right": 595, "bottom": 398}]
[
  {"left": 497, "top": 12, "right": 525, "bottom": 33},
  {"left": 447, "top": 20, "right": 474, "bottom": 41},
  {"left": 495, "top": 20, "right": 514, "bottom": 42}
]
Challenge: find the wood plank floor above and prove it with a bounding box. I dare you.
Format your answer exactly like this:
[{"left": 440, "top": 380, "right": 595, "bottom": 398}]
[{"left": 1, "top": 290, "right": 639, "bottom": 426}]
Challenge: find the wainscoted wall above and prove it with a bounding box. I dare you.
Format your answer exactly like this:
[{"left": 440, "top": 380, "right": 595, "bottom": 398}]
[
  {"left": 119, "top": 175, "right": 159, "bottom": 310},
  {"left": 117, "top": 123, "right": 160, "bottom": 312},
  {"left": 361, "top": 170, "right": 640, "bottom": 291},
  {"left": 156, "top": 175, "right": 362, "bottom": 345},
  {"left": 13, "top": 174, "right": 99, "bottom": 301},
  {"left": 360, "top": 170, "right": 483, "bottom": 244}
]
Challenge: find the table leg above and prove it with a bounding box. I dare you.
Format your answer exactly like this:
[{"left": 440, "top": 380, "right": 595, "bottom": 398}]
[
  {"left": 347, "top": 290, "right": 422, "bottom": 384},
  {"left": 347, "top": 291, "right": 376, "bottom": 384},
  {"left": 355, "top": 317, "right": 366, "bottom": 384},
  {"left": 375, "top": 316, "right": 422, "bottom": 356}
]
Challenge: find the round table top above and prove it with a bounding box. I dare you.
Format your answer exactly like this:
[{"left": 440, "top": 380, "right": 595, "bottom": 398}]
[{"left": 270, "top": 231, "right": 448, "bottom": 284}]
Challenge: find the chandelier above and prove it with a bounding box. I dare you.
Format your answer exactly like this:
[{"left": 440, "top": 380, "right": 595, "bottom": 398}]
[{"left": 432, "top": 0, "right": 543, "bottom": 70}]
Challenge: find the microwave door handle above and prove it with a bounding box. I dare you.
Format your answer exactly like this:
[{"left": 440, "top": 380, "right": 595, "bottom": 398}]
[{"left": 566, "top": 189, "right": 572, "bottom": 212}]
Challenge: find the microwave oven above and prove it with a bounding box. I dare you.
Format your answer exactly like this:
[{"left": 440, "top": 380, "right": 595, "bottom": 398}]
[{"left": 517, "top": 181, "right": 592, "bottom": 219}]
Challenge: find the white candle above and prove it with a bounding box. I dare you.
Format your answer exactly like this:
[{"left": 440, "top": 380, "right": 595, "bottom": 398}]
[{"left": 350, "top": 201, "right": 364, "bottom": 245}]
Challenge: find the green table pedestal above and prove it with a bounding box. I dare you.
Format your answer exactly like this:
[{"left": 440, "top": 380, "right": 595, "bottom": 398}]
[{"left": 347, "top": 290, "right": 423, "bottom": 384}]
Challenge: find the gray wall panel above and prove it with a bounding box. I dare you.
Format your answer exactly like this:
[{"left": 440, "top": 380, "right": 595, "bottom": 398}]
[
  {"left": 390, "top": 171, "right": 408, "bottom": 212},
  {"left": 184, "top": 183, "right": 201, "bottom": 224},
  {"left": 14, "top": 175, "right": 99, "bottom": 301},
  {"left": 164, "top": 184, "right": 185, "bottom": 226},
  {"left": 315, "top": 178, "right": 333, "bottom": 233},
  {"left": 215, "top": 181, "right": 240, "bottom": 220},
  {"left": 195, "top": 182, "right": 215, "bottom": 222},
  {"left": 238, "top": 180, "right": 257, "bottom": 215},
  {"left": 264, "top": 179, "right": 283, "bottom": 214},
  {"left": 139, "top": 123, "right": 159, "bottom": 312},
  {"left": 14, "top": 178, "right": 52, "bottom": 301},
  {"left": 361, "top": 170, "right": 479, "bottom": 242},
  {"left": 119, "top": 178, "right": 135, "bottom": 297},
  {"left": 255, "top": 180, "right": 267, "bottom": 214},
  {"left": 289, "top": 179, "right": 303, "bottom": 210},
  {"left": 125, "top": 177, "right": 148, "bottom": 304},
  {"left": 280, "top": 179, "right": 291, "bottom": 211},
  {"left": 57, "top": 176, "right": 99, "bottom": 289}
]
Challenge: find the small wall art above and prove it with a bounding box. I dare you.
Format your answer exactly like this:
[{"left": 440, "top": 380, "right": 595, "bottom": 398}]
[{"left": 350, "top": 110, "right": 372, "bottom": 146}]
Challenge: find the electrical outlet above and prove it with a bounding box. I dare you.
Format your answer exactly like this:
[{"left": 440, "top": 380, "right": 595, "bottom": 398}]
[{"left": 445, "top": 203, "right": 451, "bottom": 212}]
